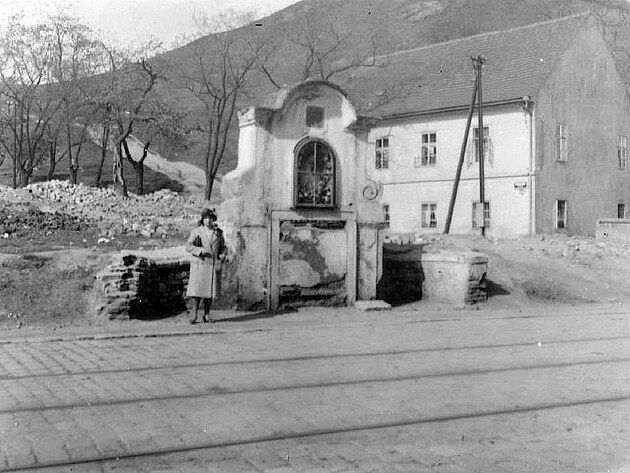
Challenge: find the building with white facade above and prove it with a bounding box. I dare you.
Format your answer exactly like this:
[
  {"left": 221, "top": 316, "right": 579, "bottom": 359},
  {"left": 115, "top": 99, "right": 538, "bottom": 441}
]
[
  {"left": 220, "top": 14, "right": 630, "bottom": 309},
  {"left": 348, "top": 14, "right": 630, "bottom": 237}
]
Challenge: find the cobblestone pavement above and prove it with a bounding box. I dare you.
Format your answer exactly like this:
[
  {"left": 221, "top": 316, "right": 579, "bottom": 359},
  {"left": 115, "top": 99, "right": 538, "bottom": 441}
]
[{"left": 0, "top": 303, "right": 629, "bottom": 472}]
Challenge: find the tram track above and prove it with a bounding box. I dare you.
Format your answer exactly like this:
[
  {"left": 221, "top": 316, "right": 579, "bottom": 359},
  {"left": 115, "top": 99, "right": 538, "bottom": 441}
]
[
  {"left": 1, "top": 334, "right": 629, "bottom": 382},
  {"left": 5, "top": 395, "right": 630, "bottom": 472},
  {"left": 3, "top": 355, "right": 630, "bottom": 415}
]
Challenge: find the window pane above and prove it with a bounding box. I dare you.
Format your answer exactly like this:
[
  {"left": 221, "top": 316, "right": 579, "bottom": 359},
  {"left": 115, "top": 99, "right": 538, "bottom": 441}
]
[
  {"left": 297, "top": 173, "right": 316, "bottom": 205},
  {"left": 296, "top": 140, "right": 335, "bottom": 207},
  {"left": 315, "top": 144, "right": 333, "bottom": 173},
  {"left": 557, "top": 200, "right": 566, "bottom": 229},
  {"left": 376, "top": 138, "right": 389, "bottom": 169},
  {"left": 297, "top": 142, "right": 315, "bottom": 170},
  {"left": 421, "top": 133, "right": 437, "bottom": 166}
]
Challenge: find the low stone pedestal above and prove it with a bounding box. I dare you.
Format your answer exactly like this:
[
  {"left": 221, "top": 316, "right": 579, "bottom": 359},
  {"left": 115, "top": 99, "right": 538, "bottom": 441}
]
[
  {"left": 596, "top": 219, "right": 630, "bottom": 244},
  {"left": 378, "top": 244, "right": 488, "bottom": 306},
  {"left": 422, "top": 251, "right": 487, "bottom": 304}
]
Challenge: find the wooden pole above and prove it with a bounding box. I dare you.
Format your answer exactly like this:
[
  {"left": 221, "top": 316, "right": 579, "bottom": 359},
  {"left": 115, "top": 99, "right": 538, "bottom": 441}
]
[
  {"left": 444, "top": 76, "right": 478, "bottom": 234},
  {"left": 473, "top": 55, "right": 486, "bottom": 237}
]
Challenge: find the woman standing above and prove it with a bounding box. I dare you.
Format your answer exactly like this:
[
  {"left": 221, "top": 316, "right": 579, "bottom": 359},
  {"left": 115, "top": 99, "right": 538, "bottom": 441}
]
[{"left": 185, "top": 208, "right": 227, "bottom": 324}]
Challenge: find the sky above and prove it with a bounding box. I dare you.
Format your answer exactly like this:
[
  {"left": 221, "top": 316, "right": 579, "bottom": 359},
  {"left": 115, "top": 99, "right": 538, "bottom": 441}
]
[{"left": 0, "top": 0, "right": 301, "bottom": 49}]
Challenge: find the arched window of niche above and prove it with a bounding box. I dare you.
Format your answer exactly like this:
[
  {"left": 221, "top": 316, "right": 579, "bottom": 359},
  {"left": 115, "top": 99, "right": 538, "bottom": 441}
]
[{"left": 295, "top": 139, "right": 336, "bottom": 208}]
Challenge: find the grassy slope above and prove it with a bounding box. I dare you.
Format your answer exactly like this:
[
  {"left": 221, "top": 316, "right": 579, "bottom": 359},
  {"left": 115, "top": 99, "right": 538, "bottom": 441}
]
[{"left": 1, "top": 0, "right": 627, "bottom": 191}]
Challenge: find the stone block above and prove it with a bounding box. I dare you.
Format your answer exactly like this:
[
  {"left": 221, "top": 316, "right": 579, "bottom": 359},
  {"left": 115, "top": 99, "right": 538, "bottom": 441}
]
[
  {"left": 422, "top": 251, "right": 487, "bottom": 305},
  {"left": 354, "top": 300, "right": 392, "bottom": 311},
  {"left": 596, "top": 219, "right": 630, "bottom": 244}
]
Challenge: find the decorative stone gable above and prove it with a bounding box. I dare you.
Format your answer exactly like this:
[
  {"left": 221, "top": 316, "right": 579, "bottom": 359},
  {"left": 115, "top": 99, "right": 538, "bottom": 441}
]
[{"left": 219, "top": 80, "right": 385, "bottom": 310}]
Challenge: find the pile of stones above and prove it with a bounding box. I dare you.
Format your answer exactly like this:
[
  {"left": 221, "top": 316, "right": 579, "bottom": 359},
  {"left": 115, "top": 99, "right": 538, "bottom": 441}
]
[
  {"left": 0, "top": 205, "right": 94, "bottom": 238},
  {"left": 1, "top": 181, "right": 202, "bottom": 240}
]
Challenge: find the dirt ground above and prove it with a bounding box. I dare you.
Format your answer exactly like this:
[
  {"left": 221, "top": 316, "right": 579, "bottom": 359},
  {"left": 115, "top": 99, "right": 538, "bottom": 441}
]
[{"left": 2, "top": 182, "right": 630, "bottom": 331}]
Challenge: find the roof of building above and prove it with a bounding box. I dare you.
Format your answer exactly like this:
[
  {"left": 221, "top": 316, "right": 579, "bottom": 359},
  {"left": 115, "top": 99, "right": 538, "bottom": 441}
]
[{"left": 345, "top": 13, "right": 592, "bottom": 119}]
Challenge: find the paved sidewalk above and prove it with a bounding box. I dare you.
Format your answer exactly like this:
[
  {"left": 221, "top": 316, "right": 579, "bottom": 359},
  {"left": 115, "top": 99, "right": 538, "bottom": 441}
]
[
  {"left": 0, "top": 301, "right": 627, "bottom": 344},
  {"left": 0, "top": 302, "right": 629, "bottom": 471}
]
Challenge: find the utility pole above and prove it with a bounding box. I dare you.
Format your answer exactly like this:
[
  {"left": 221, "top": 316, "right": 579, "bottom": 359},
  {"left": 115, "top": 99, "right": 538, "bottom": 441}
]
[
  {"left": 473, "top": 55, "right": 486, "bottom": 237},
  {"left": 444, "top": 77, "right": 478, "bottom": 234},
  {"left": 444, "top": 55, "right": 487, "bottom": 235}
]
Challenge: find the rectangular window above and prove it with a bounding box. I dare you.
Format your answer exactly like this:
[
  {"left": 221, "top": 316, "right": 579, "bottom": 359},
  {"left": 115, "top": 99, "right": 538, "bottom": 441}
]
[
  {"left": 556, "top": 200, "right": 567, "bottom": 230},
  {"left": 418, "top": 132, "right": 437, "bottom": 167},
  {"left": 618, "top": 203, "right": 626, "bottom": 219},
  {"left": 473, "top": 127, "right": 489, "bottom": 163},
  {"left": 555, "top": 124, "right": 567, "bottom": 162},
  {"left": 305, "top": 106, "right": 324, "bottom": 128},
  {"left": 421, "top": 203, "right": 437, "bottom": 229},
  {"left": 618, "top": 136, "right": 627, "bottom": 170},
  {"left": 472, "top": 201, "right": 490, "bottom": 229},
  {"left": 383, "top": 204, "right": 390, "bottom": 225},
  {"left": 375, "top": 138, "right": 389, "bottom": 169}
]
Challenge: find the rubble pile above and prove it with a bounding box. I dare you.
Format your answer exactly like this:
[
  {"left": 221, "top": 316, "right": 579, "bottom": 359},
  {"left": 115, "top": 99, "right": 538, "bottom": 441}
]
[
  {"left": 0, "top": 205, "right": 94, "bottom": 238},
  {"left": 0, "top": 180, "right": 202, "bottom": 242}
]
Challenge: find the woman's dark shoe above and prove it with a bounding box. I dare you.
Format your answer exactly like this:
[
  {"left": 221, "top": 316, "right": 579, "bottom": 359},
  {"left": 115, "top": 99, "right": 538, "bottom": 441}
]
[
  {"left": 202, "top": 316, "right": 213, "bottom": 323},
  {"left": 189, "top": 319, "right": 198, "bottom": 325}
]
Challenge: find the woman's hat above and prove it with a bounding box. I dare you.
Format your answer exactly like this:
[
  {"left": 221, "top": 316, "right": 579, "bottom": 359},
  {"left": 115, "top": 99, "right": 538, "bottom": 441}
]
[{"left": 200, "top": 208, "right": 217, "bottom": 222}]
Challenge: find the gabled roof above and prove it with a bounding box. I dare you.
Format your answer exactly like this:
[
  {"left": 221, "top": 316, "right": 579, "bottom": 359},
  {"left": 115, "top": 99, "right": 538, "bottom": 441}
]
[
  {"left": 346, "top": 13, "right": 592, "bottom": 119},
  {"left": 254, "top": 80, "right": 349, "bottom": 110}
]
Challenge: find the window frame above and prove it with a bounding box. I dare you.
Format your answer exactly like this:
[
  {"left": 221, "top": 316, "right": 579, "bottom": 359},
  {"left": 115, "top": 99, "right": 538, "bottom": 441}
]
[
  {"left": 417, "top": 132, "right": 437, "bottom": 167},
  {"left": 472, "top": 126, "right": 490, "bottom": 163},
  {"left": 618, "top": 135, "right": 627, "bottom": 170},
  {"left": 618, "top": 203, "right": 626, "bottom": 219},
  {"left": 294, "top": 138, "right": 337, "bottom": 209},
  {"left": 375, "top": 137, "right": 389, "bottom": 170},
  {"left": 421, "top": 202, "right": 438, "bottom": 229},
  {"left": 472, "top": 201, "right": 490, "bottom": 229},
  {"left": 556, "top": 199, "right": 567, "bottom": 230},
  {"left": 383, "top": 204, "right": 390, "bottom": 226},
  {"left": 555, "top": 123, "right": 567, "bottom": 162}
]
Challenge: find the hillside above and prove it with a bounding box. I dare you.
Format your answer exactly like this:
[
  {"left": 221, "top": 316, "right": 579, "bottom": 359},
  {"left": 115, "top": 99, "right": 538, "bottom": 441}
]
[{"left": 2, "top": 0, "right": 629, "bottom": 192}]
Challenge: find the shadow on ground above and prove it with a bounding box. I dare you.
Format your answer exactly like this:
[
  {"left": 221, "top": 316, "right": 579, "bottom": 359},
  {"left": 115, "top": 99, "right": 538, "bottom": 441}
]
[
  {"left": 217, "top": 308, "right": 298, "bottom": 323},
  {"left": 486, "top": 279, "right": 510, "bottom": 298}
]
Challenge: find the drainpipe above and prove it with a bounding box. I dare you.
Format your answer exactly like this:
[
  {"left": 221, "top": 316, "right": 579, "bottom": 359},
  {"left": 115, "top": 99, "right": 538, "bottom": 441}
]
[{"left": 523, "top": 96, "right": 535, "bottom": 236}]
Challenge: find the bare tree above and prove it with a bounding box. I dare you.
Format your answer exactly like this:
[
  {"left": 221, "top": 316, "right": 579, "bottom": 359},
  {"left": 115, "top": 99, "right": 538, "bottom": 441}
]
[
  {"left": 173, "top": 9, "right": 275, "bottom": 201},
  {"left": 88, "top": 41, "right": 167, "bottom": 196},
  {"left": 0, "top": 14, "right": 62, "bottom": 187},
  {"left": 288, "top": 16, "right": 380, "bottom": 82},
  {"left": 0, "top": 13, "right": 107, "bottom": 187},
  {"left": 48, "top": 14, "right": 105, "bottom": 184}
]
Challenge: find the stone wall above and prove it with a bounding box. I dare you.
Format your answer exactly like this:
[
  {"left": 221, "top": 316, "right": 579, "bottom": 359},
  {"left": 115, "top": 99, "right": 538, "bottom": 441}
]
[
  {"left": 377, "top": 244, "right": 487, "bottom": 306},
  {"left": 596, "top": 219, "right": 630, "bottom": 244},
  {"left": 93, "top": 252, "right": 190, "bottom": 320}
]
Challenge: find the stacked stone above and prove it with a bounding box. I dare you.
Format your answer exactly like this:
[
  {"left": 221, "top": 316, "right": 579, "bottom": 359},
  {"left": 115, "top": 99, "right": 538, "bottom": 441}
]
[
  {"left": 94, "top": 253, "right": 190, "bottom": 320},
  {"left": 94, "top": 254, "right": 151, "bottom": 319},
  {"left": 150, "top": 261, "right": 190, "bottom": 315},
  {"left": 465, "top": 259, "right": 488, "bottom": 304}
]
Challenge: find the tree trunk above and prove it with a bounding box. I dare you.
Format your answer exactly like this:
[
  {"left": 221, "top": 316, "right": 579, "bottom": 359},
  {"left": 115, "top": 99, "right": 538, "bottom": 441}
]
[
  {"left": 134, "top": 164, "right": 144, "bottom": 195},
  {"left": 68, "top": 138, "right": 78, "bottom": 185},
  {"left": 95, "top": 126, "right": 110, "bottom": 187},
  {"left": 47, "top": 142, "right": 56, "bottom": 181},
  {"left": 69, "top": 166, "right": 78, "bottom": 185},
  {"left": 18, "top": 167, "right": 30, "bottom": 187},
  {"left": 12, "top": 157, "right": 17, "bottom": 189},
  {"left": 204, "top": 169, "right": 215, "bottom": 202},
  {"left": 113, "top": 140, "right": 128, "bottom": 197}
]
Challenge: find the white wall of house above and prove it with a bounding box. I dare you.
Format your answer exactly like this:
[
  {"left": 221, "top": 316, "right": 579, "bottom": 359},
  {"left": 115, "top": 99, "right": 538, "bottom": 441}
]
[{"left": 367, "top": 105, "right": 534, "bottom": 237}]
